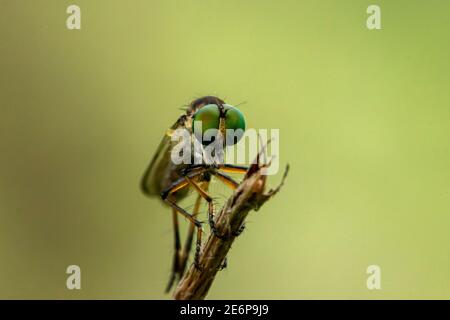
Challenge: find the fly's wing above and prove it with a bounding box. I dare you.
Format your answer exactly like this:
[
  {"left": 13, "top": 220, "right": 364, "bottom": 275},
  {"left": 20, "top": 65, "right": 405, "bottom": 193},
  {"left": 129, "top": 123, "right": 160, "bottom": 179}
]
[{"left": 140, "top": 116, "right": 187, "bottom": 197}]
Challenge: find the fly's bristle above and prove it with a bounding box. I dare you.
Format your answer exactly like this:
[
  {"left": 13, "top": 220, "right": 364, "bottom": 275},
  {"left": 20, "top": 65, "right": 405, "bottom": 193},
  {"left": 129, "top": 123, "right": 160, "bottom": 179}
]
[{"left": 234, "top": 101, "right": 247, "bottom": 108}]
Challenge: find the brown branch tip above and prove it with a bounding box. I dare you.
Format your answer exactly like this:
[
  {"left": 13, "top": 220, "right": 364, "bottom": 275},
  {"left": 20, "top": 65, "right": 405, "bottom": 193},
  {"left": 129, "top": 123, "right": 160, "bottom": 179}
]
[{"left": 173, "top": 162, "right": 289, "bottom": 300}]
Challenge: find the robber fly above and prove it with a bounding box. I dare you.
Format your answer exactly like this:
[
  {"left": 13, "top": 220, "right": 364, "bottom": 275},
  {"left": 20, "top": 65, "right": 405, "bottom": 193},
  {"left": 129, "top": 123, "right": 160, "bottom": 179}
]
[{"left": 140, "top": 96, "right": 249, "bottom": 292}]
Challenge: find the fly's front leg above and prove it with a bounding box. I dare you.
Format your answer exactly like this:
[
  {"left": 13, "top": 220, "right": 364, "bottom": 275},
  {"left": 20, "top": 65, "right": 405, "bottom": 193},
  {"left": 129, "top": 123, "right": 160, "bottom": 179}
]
[
  {"left": 184, "top": 176, "right": 221, "bottom": 241},
  {"left": 210, "top": 171, "right": 248, "bottom": 239}
]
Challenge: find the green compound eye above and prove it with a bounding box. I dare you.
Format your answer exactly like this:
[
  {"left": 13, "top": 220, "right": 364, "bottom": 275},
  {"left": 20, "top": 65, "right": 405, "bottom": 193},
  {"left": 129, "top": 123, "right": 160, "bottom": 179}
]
[
  {"left": 193, "top": 104, "right": 220, "bottom": 145},
  {"left": 192, "top": 104, "right": 246, "bottom": 146},
  {"left": 223, "top": 104, "right": 246, "bottom": 145}
]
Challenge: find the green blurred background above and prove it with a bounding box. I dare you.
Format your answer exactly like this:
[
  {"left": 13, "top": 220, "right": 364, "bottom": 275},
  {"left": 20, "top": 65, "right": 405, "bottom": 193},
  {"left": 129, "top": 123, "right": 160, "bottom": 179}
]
[{"left": 0, "top": 0, "right": 449, "bottom": 299}]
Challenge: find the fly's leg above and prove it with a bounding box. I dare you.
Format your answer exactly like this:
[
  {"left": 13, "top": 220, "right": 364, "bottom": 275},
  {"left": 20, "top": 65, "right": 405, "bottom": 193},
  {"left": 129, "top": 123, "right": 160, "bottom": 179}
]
[
  {"left": 182, "top": 164, "right": 248, "bottom": 176},
  {"left": 165, "top": 206, "right": 182, "bottom": 293},
  {"left": 209, "top": 171, "right": 248, "bottom": 239},
  {"left": 162, "top": 193, "right": 202, "bottom": 228},
  {"left": 178, "top": 193, "right": 203, "bottom": 277},
  {"left": 213, "top": 171, "right": 239, "bottom": 189},
  {"left": 183, "top": 176, "right": 232, "bottom": 272},
  {"left": 184, "top": 176, "right": 219, "bottom": 241},
  {"left": 181, "top": 170, "right": 247, "bottom": 270},
  {"left": 185, "top": 172, "right": 246, "bottom": 241},
  {"left": 216, "top": 164, "right": 248, "bottom": 175},
  {"left": 162, "top": 196, "right": 204, "bottom": 271},
  {"left": 161, "top": 177, "right": 204, "bottom": 291}
]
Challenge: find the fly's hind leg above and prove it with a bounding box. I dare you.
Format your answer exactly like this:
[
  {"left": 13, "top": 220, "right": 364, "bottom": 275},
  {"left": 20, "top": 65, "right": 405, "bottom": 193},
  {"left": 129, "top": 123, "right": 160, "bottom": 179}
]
[
  {"left": 165, "top": 206, "right": 182, "bottom": 293},
  {"left": 178, "top": 193, "right": 203, "bottom": 276},
  {"left": 161, "top": 177, "right": 204, "bottom": 291}
]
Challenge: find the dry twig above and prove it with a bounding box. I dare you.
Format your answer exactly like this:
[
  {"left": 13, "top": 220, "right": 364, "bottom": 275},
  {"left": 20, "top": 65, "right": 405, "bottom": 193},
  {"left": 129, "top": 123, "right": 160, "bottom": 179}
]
[{"left": 173, "top": 160, "right": 289, "bottom": 300}]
